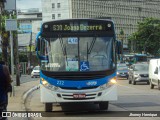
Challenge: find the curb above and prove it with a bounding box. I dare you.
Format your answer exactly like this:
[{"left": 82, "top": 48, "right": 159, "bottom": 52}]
[
  {"left": 22, "top": 85, "right": 40, "bottom": 107},
  {"left": 19, "top": 85, "right": 39, "bottom": 120}
]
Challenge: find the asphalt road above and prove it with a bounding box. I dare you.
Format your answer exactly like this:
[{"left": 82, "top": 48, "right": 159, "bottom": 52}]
[
  {"left": 20, "top": 75, "right": 39, "bottom": 84},
  {"left": 25, "top": 78, "right": 160, "bottom": 120}
]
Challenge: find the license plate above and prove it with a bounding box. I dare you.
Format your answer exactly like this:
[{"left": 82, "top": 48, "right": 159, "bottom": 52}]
[{"left": 73, "top": 94, "right": 86, "bottom": 98}]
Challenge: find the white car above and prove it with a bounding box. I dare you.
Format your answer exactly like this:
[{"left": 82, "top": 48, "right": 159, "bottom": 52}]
[
  {"left": 31, "top": 66, "right": 40, "bottom": 78},
  {"left": 149, "top": 59, "right": 160, "bottom": 90}
]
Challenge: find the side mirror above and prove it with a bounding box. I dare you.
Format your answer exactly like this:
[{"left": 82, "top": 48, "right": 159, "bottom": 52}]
[
  {"left": 36, "top": 38, "right": 40, "bottom": 52},
  {"left": 154, "top": 71, "right": 158, "bottom": 74},
  {"left": 154, "top": 67, "right": 158, "bottom": 74},
  {"left": 36, "top": 32, "right": 41, "bottom": 52},
  {"left": 35, "top": 32, "right": 48, "bottom": 61}
]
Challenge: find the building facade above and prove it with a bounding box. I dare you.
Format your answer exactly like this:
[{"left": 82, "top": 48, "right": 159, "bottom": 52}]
[
  {"left": 17, "top": 10, "right": 42, "bottom": 48},
  {"left": 17, "top": 10, "right": 42, "bottom": 71},
  {"left": 41, "top": 0, "right": 160, "bottom": 51}
]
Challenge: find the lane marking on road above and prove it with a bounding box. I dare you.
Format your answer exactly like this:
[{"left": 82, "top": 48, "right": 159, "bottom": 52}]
[
  {"left": 117, "top": 83, "right": 140, "bottom": 90},
  {"left": 117, "top": 84, "right": 160, "bottom": 96}
]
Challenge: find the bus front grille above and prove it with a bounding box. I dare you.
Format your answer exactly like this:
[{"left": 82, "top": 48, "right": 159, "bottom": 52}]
[
  {"left": 63, "top": 98, "right": 95, "bottom": 100},
  {"left": 59, "top": 86, "right": 98, "bottom": 90}
]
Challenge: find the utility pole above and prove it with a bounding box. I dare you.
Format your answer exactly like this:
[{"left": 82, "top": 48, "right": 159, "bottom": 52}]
[
  {"left": 14, "top": 27, "right": 20, "bottom": 86},
  {"left": 5, "top": 14, "right": 17, "bottom": 96},
  {"left": 14, "top": 0, "right": 20, "bottom": 86},
  {"left": 9, "top": 15, "right": 14, "bottom": 77},
  {"left": 28, "top": 31, "right": 32, "bottom": 74}
]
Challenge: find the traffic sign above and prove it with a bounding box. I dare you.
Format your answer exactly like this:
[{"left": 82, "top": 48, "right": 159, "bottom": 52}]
[{"left": 5, "top": 19, "right": 17, "bottom": 31}]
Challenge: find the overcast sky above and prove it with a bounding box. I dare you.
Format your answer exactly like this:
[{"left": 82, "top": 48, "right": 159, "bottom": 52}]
[{"left": 16, "top": 0, "right": 41, "bottom": 10}]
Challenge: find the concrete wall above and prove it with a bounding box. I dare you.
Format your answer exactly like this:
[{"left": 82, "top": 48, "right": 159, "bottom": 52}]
[{"left": 42, "top": 0, "right": 71, "bottom": 22}]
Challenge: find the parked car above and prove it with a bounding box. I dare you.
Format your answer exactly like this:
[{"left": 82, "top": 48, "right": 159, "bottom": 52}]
[
  {"left": 117, "top": 63, "right": 129, "bottom": 79},
  {"left": 31, "top": 66, "right": 40, "bottom": 78},
  {"left": 128, "top": 63, "right": 149, "bottom": 85},
  {"left": 149, "top": 59, "right": 160, "bottom": 90}
]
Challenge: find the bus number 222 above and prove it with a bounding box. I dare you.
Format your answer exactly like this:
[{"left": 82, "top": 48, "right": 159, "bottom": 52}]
[{"left": 57, "top": 81, "right": 64, "bottom": 85}]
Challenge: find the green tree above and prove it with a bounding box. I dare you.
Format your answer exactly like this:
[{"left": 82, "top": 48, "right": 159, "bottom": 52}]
[
  {"left": 128, "top": 18, "right": 160, "bottom": 56},
  {"left": 0, "top": 11, "right": 10, "bottom": 64}
]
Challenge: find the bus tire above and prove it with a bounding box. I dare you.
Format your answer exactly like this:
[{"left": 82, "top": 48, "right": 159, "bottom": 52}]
[
  {"left": 45, "top": 103, "right": 52, "bottom": 112},
  {"left": 99, "top": 102, "right": 109, "bottom": 110}
]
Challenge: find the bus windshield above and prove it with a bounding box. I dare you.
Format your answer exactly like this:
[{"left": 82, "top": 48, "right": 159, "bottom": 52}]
[{"left": 41, "top": 36, "right": 115, "bottom": 72}]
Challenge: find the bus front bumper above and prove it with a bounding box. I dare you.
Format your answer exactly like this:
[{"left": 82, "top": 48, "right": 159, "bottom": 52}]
[{"left": 40, "top": 84, "right": 117, "bottom": 103}]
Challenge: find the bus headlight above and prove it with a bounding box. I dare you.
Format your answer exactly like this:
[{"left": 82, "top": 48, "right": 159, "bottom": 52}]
[
  {"left": 110, "top": 77, "right": 117, "bottom": 84},
  {"left": 41, "top": 78, "right": 48, "bottom": 85},
  {"left": 41, "top": 78, "right": 59, "bottom": 91},
  {"left": 107, "top": 77, "right": 117, "bottom": 88},
  {"left": 100, "top": 77, "right": 117, "bottom": 90}
]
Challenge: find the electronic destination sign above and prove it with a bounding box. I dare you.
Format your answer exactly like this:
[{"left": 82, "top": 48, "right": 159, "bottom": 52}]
[{"left": 42, "top": 19, "right": 113, "bottom": 33}]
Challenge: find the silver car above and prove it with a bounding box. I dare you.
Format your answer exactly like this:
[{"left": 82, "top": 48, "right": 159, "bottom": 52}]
[{"left": 128, "top": 63, "right": 149, "bottom": 85}]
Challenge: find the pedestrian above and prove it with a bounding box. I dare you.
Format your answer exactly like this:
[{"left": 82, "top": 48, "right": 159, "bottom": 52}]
[{"left": 0, "top": 61, "right": 12, "bottom": 120}]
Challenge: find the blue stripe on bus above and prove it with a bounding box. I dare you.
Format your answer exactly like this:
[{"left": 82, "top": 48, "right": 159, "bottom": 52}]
[{"left": 40, "top": 72, "right": 116, "bottom": 88}]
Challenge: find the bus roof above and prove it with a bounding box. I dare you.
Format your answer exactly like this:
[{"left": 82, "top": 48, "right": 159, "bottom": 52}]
[{"left": 42, "top": 18, "right": 114, "bottom": 24}]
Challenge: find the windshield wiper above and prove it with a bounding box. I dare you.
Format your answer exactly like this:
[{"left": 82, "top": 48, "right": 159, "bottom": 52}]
[
  {"left": 64, "top": 45, "right": 68, "bottom": 65},
  {"left": 59, "top": 37, "right": 65, "bottom": 56},
  {"left": 59, "top": 36, "right": 68, "bottom": 65},
  {"left": 87, "top": 36, "right": 97, "bottom": 61},
  {"left": 88, "top": 37, "right": 97, "bottom": 54}
]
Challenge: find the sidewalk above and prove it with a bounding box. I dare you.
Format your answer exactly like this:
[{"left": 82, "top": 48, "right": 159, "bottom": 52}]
[{"left": 7, "top": 76, "right": 39, "bottom": 120}]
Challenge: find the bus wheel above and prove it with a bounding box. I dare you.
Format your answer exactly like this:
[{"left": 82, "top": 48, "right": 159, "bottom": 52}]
[
  {"left": 99, "top": 102, "right": 109, "bottom": 110},
  {"left": 45, "top": 103, "right": 52, "bottom": 112}
]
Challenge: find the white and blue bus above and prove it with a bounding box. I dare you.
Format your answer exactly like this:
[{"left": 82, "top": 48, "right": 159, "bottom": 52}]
[{"left": 36, "top": 19, "right": 121, "bottom": 112}]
